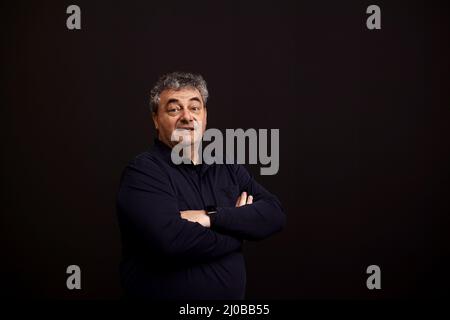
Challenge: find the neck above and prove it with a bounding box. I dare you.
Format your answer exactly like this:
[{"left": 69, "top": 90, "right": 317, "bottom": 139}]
[
  {"left": 189, "top": 142, "right": 201, "bottom": 165},
  {"left": 159, "top": 138, "right": 202, "bottom": 165}
]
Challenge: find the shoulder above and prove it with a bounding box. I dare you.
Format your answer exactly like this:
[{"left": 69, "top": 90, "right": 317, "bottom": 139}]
[
  {"left": 121, "top": 149, "right": 170, "bottom": 182},
  {"left": 130, "top": 150, "right": 161, "bottom": 169},
  {"left": 225, "top": 163, "right": 251, "bottom": 177},
  {"left": 211, "top": 163, "right": 252, "bottom": 185},
  {"left": 212, "top": 163, "right": 252, "bottom": 175}
]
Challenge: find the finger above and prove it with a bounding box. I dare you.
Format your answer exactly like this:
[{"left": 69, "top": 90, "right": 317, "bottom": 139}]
[
  {"left": 180, "top": 210, "right": 193, "bottom": 220},
  {"left": 238, "top": 192, "right": 247, "bottom": 207},
  {"left": 235, "top": 195, "right": 241, "bottom": 207},
  {"left": 247, "top": 195, "right": 253, "bottom": 204}
]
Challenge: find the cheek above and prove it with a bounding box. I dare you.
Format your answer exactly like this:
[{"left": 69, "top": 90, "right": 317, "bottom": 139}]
[
  {"left": 199, "top": 112, "right": 207, "bottom": 127},
  {"left": 160, "top": 117, "right": 177, "bottom": 132}
]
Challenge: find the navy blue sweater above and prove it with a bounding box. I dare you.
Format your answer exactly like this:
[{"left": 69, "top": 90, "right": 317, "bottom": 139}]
[{"left": 116, "top": 139, "right": 286, "bottom": 299}]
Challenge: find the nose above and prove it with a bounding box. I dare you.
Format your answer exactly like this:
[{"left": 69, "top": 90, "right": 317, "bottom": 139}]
[{"left": 180, "top": 108, "right": 194, "bottom": 122}]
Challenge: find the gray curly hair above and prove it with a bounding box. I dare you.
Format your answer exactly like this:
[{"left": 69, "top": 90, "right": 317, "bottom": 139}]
[{"left": 150, "top": 72, "right": 209, "bottom": 113}]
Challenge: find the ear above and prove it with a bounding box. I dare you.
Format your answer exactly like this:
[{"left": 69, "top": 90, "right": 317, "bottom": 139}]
[{"left": 152, "top": 112, "right": 158, "bottom": 130}]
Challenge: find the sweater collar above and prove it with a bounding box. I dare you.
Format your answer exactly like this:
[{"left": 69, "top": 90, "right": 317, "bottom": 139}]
[{"left": 152, "top": 139, "right": 211, "bottom": 172}]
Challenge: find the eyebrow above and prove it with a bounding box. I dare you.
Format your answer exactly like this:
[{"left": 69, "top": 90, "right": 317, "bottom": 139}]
[
  {"left": 166, "top": 97, "right": 202, "bottom": 107},
  {"left": 189, "top": 97, "right": 202, "bottom": 104}
]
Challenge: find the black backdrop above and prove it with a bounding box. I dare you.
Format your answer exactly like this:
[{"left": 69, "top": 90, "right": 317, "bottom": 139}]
[{"left": 1, "top": 0, "right": 449, "bottom": 299}]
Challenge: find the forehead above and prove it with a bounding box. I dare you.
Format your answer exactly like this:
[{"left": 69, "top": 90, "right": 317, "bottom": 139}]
[{"left": 159, "top": 87, "right": 203, "bottom": 104}]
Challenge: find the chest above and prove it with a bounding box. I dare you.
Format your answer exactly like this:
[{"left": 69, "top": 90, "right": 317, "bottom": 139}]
[{"left": 169, "top": 166, "right": 240, "bottom": 210}]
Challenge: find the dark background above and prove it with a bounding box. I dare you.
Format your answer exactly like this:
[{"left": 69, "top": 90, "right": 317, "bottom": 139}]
[{"left": 1, "top": 0, "right": 449, "bottom": 299}]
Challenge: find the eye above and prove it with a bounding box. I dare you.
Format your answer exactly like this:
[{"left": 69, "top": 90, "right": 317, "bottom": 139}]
[{"left": 167, "top": 106, "right": 181, "bottom": 113}]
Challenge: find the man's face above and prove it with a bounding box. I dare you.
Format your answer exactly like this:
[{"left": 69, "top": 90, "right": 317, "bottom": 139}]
[{"left": 152, "top": 87, "right": 207, "bottom": 148}]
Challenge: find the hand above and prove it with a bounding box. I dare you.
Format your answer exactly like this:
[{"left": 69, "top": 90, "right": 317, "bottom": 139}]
[
  {"left": 180, "top": 210, "right": 211, "bottom": 227},
  {"left": 235, "top": 191, "right": 253, "bottom": 207}
]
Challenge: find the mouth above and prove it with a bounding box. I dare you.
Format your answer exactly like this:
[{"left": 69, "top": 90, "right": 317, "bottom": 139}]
[{"left": 176, "top": 127, "right": 195, "bottom": 131}]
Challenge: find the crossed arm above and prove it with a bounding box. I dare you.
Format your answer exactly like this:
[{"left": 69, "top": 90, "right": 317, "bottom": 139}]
[
  {"left": 117, "top": 159, "right": 285, "bottom": 265},
  {"left": 180, "top": 191, "right": 254, "bottom": 227},
  {"left": 181, "top": 164, "right": 286, "bottom": 241}
]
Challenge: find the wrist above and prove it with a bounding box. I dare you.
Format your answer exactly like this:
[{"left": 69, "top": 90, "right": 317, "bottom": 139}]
[{"left": 205, "top": 206, "right": 217, "bottom": 227}]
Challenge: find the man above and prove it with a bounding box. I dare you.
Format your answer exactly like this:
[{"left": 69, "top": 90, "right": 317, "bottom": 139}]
[{"left": 116, "top": 72, "right": 286, "bottom": 299}]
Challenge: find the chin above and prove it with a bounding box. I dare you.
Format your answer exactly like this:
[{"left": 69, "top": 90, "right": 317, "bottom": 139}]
[{"left": 175, "top": 134, "right": 195, "bottom": 146}]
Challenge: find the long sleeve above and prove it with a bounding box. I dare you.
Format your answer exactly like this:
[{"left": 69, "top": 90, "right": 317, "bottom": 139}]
[
  {"left": 116, "top": 157, "right": 242, "bottom": 264},
  {"left": 211, "top": 165, "right": 286, "bottom": 241}
]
